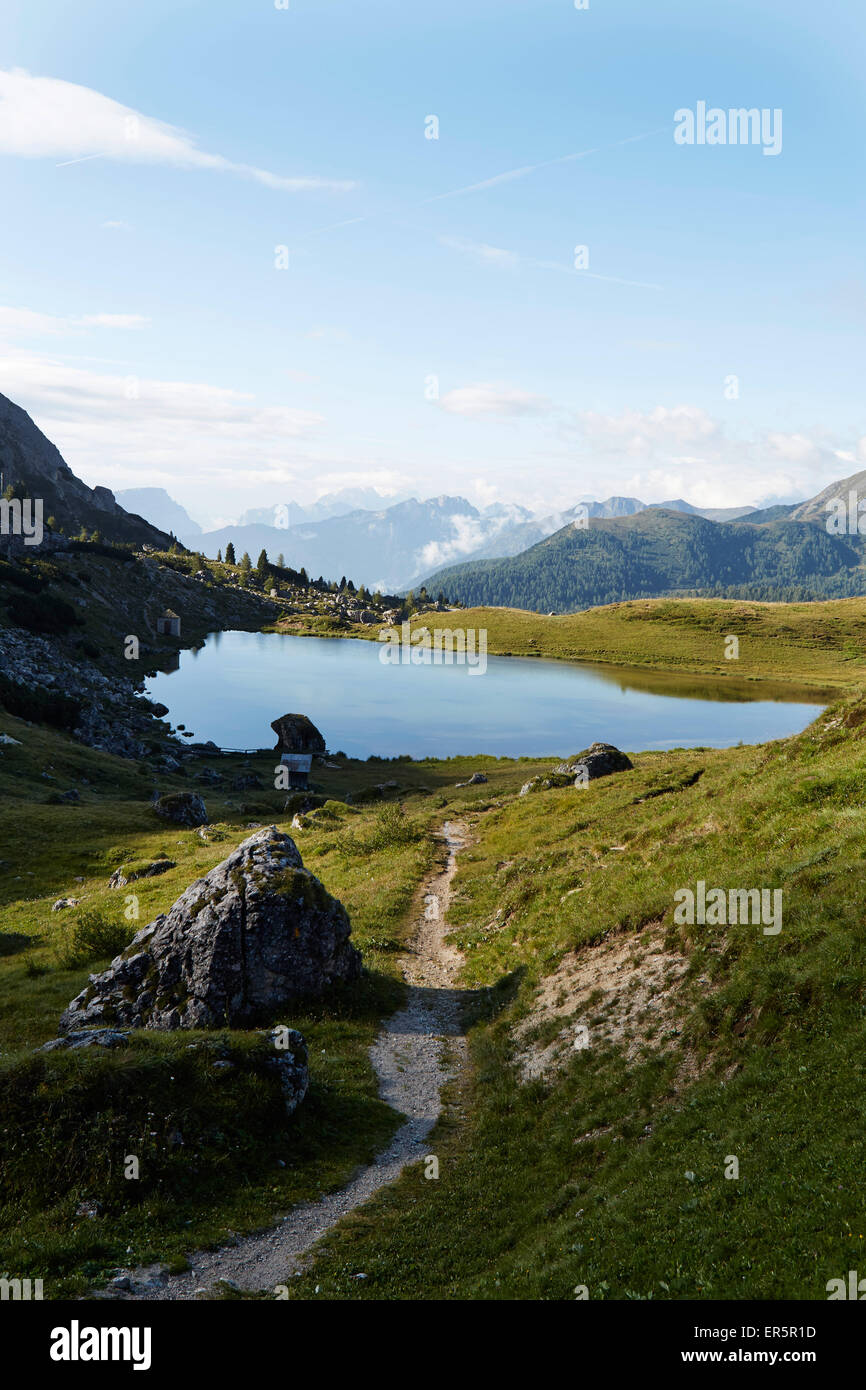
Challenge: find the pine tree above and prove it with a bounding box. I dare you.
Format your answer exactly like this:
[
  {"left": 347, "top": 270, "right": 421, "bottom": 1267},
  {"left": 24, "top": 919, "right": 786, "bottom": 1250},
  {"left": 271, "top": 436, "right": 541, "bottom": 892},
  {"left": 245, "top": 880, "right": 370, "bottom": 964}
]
[
  {"left": 277, "top": 553, "right": 285, "bottom": 568},
  {"left": 217, "top": 549, "right": 222, "bottom": 563},
  {"left": 225, "top": 541, "right": 236, "bottom": 565},
  {"left": 255, "top": 549, "right": 270, "bottom": 581},
  {"left": 240, "top": 552, "right": 252, "bottom": 573}
]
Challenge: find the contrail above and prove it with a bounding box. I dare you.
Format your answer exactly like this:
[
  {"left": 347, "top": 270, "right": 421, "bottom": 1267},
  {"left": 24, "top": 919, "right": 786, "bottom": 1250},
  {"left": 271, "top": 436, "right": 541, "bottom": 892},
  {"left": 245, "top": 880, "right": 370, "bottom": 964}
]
[
  {"left": 55, "top": 153, "right": 105, "bottom": 168},
  {"left": 421, "top": 127, "right": 668, "bottom": 204}
]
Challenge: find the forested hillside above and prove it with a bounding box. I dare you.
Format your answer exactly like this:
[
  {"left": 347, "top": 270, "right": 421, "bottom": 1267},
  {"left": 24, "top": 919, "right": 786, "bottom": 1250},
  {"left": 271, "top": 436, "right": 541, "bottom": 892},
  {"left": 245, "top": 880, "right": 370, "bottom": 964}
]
[{"left": 426, "top": 510, "right": 866, "bottom": 612}]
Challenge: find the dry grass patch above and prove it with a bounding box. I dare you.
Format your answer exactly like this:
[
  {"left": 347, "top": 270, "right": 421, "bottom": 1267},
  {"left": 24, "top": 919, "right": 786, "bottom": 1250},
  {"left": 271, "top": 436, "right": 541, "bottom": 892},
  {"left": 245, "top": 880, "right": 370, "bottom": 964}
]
[{"left": 512, "top": 921, "right": 698, "bottom": 1082}]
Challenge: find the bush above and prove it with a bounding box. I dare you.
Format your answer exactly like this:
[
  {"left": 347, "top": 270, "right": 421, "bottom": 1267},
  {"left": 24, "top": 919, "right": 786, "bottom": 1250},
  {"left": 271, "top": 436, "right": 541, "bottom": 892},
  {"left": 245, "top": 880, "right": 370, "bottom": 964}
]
[
  {"left": 54, "top": 908, "right": 133, "bottom": 970},
  {"left": 0, "top": 673, "right": 80, "bottom": 731},
  {"left": 7, "top": 591, "right": 80, "bottom": 635},
  {"left": 336, "top": 804, "right": 425, "bottom": 857}
]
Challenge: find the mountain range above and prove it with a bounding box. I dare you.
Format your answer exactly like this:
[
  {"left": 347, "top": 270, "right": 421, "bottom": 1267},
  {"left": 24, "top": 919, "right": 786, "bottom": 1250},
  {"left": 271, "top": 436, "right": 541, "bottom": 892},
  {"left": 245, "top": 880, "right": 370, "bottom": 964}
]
[
  {"left": 162, "top": 493, "right": 759, "bottom": 592},
  {"left": 422, "top": 481, "right": 866, "bottom": 612},
  {"left": 3, "top": 389, "right": 863, "bottom": 612}
]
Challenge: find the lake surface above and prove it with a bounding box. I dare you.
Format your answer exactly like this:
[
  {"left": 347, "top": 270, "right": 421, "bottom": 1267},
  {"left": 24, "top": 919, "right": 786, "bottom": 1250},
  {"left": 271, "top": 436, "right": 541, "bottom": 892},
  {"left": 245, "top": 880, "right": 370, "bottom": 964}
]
[{"left": 145, "top": 631, "right": 824, "bottom": 760}]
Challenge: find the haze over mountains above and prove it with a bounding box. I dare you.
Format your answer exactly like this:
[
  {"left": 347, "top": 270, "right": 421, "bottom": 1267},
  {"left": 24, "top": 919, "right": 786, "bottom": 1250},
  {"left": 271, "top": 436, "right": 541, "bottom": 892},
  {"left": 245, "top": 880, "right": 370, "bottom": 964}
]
[
  {"left": 423, "top": 471, "right": 866, "bottom": 612},
  {"left": 3, "top": 390, "right": 864, "bottom": 613},
  {"left": 131, "top": 487, "right": 761, "bottom": 592}
]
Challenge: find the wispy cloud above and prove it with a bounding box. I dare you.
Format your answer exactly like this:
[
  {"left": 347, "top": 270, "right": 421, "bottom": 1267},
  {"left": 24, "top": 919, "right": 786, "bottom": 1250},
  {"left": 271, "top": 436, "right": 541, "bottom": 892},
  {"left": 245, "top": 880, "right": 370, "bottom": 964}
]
[
  {"left": 0, "top": 350, "right": 325, "bottom": 498},
  {"left": 440, "top": 383, "right": 552, "bottom": 418},
  {"left": 422, "top": 128, "right": 667, "bottom": 204},
  {"left": 437, "top": 235, "right": 519, "bottom": 269},
  {"left": 0, "top": 68, "right": 356, "bottom": 192},
  {"left": 0, "top": 306, "right": 149, "bottom": 336}
]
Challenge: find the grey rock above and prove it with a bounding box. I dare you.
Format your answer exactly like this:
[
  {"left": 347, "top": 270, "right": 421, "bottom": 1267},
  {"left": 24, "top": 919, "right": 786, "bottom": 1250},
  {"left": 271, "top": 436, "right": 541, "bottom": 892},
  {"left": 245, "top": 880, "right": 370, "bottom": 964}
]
[
  {"left": 58, "top": 826, "right": 361, "bottom": 1033},
  {"left": 152, "top": 792, "right": 208, "bottom": 827},
  {"left": 109, "top": 859, "right": 176, "bottom": 889},
  {"left": 567, "top": 742, "right": 633, "bottom": 781},
  {"left": 51, "top": 897, "right": 81, "bottom": 911},
  {"left": 521, "top": 743, "right": 632, "bottom": 795},
  {"left": 456, "top": 772, "right": 487, "bottom": 787},
  {"left": 271, "top": 713, "right": 326, "bottom": 754},
  {"left": 40, "top": 1028, "right": 130, "bottom": 1051}
]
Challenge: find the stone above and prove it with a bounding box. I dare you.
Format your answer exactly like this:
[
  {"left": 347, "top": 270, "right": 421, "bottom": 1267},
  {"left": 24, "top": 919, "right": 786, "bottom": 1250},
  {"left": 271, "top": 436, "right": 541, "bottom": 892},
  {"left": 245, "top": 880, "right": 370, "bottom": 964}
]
[
  {"left": 51, "top": 897, "right": 81, "bottom": 911},
  {"left": 520, "top": 743, "right": 632, "bottom": 796},
  {"left": 567, "top": 742, "right": 633, "bottom": 781},
  {"left": 271, "top": 713, "right": 326, "bottom": 755},
  {"left": 58, "top": 826, "right": 361, "bottom": 1033},
  {"left": 231, "top": 773, "right": 262, "bottom": 791},
  {"left": 109, "top": 859, "right": 176, "bottom": 889},
  {"left": 264, "top": 1027, "right": 308, "bottom": 1116},
  {"left": 456, "top": 772, "right": 488, "bottom": 787},
  {"left": 40, "top": 1029, "right": 131, "bottom": 1051},
  {"left": 152, "top": 792, "right": 208, "bottom": 827}
]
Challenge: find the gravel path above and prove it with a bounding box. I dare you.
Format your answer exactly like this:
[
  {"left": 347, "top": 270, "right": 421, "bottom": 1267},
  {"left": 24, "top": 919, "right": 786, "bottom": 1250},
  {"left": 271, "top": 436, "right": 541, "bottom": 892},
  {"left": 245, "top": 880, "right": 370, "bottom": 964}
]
[{"left": 121, "top": 820, "right": 469, "bottom": 1301}]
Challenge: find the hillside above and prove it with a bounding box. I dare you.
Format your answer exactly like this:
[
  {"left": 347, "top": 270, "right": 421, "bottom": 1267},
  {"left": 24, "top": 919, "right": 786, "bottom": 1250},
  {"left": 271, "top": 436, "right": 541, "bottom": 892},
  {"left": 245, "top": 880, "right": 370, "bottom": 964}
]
[
  {"left": 3, "top": 682, "right": 866, "bottom": 1299},
  {"left": 386, "top": 597, "right": 866, "bottom": 692},
  {"left": 423, "top": 508, "right": 866, "bottom": 611},
  {"left": 0, "top": 394, "right": 172, "bottom": 550}
]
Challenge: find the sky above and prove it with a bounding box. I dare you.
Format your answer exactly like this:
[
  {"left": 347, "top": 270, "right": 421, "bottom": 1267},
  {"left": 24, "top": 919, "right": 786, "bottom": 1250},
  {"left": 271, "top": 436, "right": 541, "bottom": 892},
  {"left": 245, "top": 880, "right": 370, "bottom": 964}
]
[{"left": 0, "top": 0, "right": 863, "bottom": 527}]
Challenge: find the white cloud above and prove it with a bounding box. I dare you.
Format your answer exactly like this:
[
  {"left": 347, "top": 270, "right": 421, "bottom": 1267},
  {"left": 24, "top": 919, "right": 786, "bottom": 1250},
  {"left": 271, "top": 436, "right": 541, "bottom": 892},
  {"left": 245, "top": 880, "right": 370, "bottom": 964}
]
[
  {"left": 440, "top": 383, "right": 552, "bottom": 418},
  {"left": 0, "top": 351, "right": 325, "bottom": 504},
  {"left": 573, "top": 405, "right": 720, "bottom": 454},
  {"left": 0, "top": 68, "right": 356, "bottom": 192},
  {"left": 416, "top": 514, "right": 491, "bottom": 571},
  {"left": 438, "top": 236, "right": 519, "bottom": 269},
  {"left": 0, "top": 306, "right": 149, "bottom": 336}
]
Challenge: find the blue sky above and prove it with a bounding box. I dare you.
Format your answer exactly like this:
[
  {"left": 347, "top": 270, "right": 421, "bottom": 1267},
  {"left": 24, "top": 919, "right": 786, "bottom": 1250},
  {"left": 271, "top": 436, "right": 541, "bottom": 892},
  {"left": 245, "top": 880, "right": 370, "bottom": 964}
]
[{"left": 0, "top": 0, "right": 863, "bottom": 525}]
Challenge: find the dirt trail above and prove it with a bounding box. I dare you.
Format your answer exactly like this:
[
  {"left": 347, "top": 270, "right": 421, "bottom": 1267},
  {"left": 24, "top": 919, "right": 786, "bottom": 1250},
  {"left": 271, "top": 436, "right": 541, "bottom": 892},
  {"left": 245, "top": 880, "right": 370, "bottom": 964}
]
[{"left": 129, "top": 820, "right": 469, "bottom": 1301}]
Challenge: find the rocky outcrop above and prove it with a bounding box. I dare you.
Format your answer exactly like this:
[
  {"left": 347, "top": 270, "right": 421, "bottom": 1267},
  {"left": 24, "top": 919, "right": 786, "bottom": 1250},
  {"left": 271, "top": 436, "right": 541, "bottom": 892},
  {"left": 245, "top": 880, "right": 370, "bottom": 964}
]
[
  {"left": 567, "top": 742, "right": 633, "bottom": 780},
  {"left": 520, "top": 742, "right": 633, "bottom": 795},
  {"left": 58, "top": 826, "right": 362, "bottom": 1033},
  {"left": 109, "top": 859, "right": 176, "bottom": 889},
  {"left": 40, "top": 1023, "right": 309, "bottom": 1118},
  {"left": 271, "top": 713, "right": 326, "bottom": 754},
  {"left": 0, "top": 626, "right": 153, "bottom": 758},
  {"left": 152, "top": 792, "right": 208, "bottom": 827},
  {"left": 0, "top": 391, "right": 173, "bottom": 551}
]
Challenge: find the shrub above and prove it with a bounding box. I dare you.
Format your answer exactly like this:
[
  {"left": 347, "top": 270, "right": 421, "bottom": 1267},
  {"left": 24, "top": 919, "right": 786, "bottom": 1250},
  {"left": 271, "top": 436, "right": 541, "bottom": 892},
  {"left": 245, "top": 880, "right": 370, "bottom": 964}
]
[
  {"left": 336, "top": 804, "right": 425, "bottom": 857},
  {"left": 7, "top": 591, "right": 80, "bottom": 635},
  {"left": 0, "top": 674, "right": 80, "bottom": 731},
  {"left": 54, "top": 908, "right": 133, "bottom": 970}
]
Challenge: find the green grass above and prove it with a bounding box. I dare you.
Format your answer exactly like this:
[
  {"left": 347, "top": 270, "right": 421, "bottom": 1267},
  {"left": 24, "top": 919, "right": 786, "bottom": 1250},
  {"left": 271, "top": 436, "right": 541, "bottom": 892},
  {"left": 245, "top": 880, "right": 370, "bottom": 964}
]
[
  {"left": 275, "top": 690, "right": 866, "bottom": 1300},
  {"left": 0, "top": 711, "right": 547, "bottom": 1294},
  {"left": 4, "top": 652, "right": 866, "bottom": 1300},
  {"left": 377, "top": 597, "right": 866, "bottom": 693}
]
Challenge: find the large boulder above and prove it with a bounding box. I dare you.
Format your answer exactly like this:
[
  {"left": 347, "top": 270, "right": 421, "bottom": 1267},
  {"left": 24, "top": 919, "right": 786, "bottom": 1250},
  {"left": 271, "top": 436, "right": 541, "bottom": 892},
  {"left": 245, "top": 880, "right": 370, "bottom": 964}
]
[
  {"left": 152, "top": 792, "right": 208, "bottom": 827},
  {"left": 58, "top": 826, "right": 361, "bottom": 1033},
  {"left": 568, "top": 742, "right": 633, "bottom": 781},
  {"left": 271, "top": 713, "right": 326, "bottom": 755},
  {"left": 520, "top": 742, "right": 632, "bottom": 796}
]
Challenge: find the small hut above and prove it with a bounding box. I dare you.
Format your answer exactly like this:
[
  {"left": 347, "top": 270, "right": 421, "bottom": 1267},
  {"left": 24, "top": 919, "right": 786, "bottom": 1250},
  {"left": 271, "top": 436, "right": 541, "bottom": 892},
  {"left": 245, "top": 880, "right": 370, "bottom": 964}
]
[
  {"left": 157, "top": 609, "right": 181, "bottom": 637},
  {"left": 279, "top": 752, "right": 313, "bottom": 790}
]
